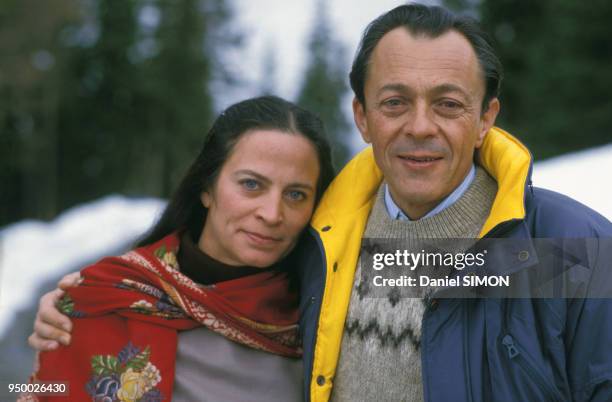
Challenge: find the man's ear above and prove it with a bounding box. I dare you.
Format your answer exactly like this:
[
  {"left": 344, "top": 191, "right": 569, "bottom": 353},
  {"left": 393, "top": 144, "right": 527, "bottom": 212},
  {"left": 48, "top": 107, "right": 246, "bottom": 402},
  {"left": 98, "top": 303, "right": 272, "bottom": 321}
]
[
  {"left": 476, "top": 97, "right": 500, "bottom": 148},
  {"left": 352, "top": 97, "right": 371, "bottom": 143}
]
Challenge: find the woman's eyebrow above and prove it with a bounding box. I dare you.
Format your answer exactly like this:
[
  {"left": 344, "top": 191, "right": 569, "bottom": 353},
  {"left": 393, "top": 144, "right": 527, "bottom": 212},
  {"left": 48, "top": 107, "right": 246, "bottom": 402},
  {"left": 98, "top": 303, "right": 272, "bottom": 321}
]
[
  {"left": 234, "top": 169, "right": 315, "bottom": 191},
  {"left": 287, "top": 183, "right": 315, "bottom": 192},
  {"left": 234, "top": 169, "right": 271, "bottom": 184}
]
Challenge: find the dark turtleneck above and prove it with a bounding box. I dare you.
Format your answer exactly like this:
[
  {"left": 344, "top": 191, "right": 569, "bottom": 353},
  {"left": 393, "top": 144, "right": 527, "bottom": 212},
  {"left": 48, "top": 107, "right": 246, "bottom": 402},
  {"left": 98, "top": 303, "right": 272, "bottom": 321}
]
[{"left": 176, "top": 231, "right": 268, "bottom": 285}]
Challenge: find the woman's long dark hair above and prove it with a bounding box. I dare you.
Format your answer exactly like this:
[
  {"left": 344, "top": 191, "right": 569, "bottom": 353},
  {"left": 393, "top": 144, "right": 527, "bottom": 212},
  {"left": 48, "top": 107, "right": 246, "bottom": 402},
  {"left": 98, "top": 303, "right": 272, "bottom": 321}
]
[{"left": 137, "top": 96, "right": 335, "bottom": 247}]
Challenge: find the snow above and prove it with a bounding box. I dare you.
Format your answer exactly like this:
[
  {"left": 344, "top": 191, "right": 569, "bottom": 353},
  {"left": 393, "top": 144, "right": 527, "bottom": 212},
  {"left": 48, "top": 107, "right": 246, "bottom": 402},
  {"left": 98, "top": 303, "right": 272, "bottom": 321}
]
[
  {"left": 531, "top": 143, "right": 612, "bottom": 220},
  {"left": 0, "top": 196, "right": 166, "bottom": 337}
]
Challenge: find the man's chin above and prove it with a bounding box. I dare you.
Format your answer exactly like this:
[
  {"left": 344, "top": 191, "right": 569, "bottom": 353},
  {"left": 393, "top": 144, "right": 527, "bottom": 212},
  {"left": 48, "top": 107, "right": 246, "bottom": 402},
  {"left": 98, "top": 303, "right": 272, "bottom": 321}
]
[
  {"left": 393, "top": 181, "right": 441, "bottom": 202},
  {"left": 392, "top": 188, "right": 443, "bottom": 215}
]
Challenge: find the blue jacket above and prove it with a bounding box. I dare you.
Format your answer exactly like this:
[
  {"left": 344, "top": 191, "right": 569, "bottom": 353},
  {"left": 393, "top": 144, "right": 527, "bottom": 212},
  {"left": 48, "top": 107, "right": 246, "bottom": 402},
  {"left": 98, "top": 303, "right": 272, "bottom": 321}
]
[{"left": 297, "top": 127, "right": 612, "bottom": 401}]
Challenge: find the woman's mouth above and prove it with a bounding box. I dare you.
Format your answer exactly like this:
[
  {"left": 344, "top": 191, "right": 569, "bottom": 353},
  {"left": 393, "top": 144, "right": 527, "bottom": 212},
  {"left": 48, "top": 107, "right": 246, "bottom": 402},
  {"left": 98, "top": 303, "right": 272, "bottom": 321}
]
[{"left": 243, "top": 230, "right": 283, "bottom": 247}]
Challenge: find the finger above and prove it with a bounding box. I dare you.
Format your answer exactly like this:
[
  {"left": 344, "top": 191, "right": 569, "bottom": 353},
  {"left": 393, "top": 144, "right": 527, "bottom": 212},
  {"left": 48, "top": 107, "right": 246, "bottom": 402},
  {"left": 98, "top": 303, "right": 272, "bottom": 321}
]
[
  {"left": 33, "top": 319, "right": 71, "bottom": 345},
  {"left": 58, "top": 271, "right": 82, "bottom": 290},
  {"left": 42, "top": 287, "right": 64, "bottom": 304},
  {"left": 39, "top": 289, "right": 72, "bottom": 332},
  {"left": 28, "top": 334, "right": 59, "bottom": 352}
]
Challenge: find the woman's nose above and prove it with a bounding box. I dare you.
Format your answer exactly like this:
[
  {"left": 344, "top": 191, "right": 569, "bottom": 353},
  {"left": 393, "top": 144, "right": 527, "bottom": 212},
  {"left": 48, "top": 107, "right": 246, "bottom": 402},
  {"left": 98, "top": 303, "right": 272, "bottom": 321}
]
[{"left": 255, "top": 194, "right": 284, "bottom": 225}]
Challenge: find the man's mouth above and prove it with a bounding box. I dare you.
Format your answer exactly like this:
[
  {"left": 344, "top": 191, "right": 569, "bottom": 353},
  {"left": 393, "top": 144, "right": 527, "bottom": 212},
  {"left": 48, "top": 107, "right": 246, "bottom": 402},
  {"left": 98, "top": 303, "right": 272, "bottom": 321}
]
[{"left": 398, "top": 154, "right": 443, "bottom": 164}]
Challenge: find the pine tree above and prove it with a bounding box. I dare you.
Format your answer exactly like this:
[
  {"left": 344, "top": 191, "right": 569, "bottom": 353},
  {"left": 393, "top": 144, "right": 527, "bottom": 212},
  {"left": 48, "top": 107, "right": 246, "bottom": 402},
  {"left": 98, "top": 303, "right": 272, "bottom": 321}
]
[
  {"left": 0, "top": 0, "right": 240, "bottom": 225},
  {"left": 53, "top": 0, "right": 158, "bottom": 211},
  {"left": 141, "top": 0, "right": 213, "bottom": 195},
  {"left": 135, "top": 0, "right": 239, "bottom": 195},
  {"left": 297, "top": 0, "right": 351, "bottom": 170},
  {"left": 451, "top": 0, "right": 612, "bottom": 159},
  {"left": 0, "top": 0, "right": 81, "bottom": 224}
]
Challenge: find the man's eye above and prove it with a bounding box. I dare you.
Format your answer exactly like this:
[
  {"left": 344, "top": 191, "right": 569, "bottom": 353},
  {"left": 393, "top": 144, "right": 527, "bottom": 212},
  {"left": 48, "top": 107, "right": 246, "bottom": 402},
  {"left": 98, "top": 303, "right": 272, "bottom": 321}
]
[
  {"left": 286, "top": 190, "right": 306, "bottom": 201},
  {"left": 241, "top": 179, "right": 259, "bottom": 190},
  {"left": 437, "top": 100, "right": 463, "bottom": 110},
  {"left": 383, "top": 98, "right": 403, "bottom": 107},
  {"left": 440, "top": 101, "right": 460, "bottom": 108}
]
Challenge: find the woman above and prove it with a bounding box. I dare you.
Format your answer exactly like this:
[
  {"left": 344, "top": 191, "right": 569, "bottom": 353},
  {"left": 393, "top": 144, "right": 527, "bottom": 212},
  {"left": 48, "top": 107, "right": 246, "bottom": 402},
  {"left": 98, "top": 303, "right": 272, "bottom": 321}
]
[{"left": 25, "top": 95, "right": 334, "bottom": 401}]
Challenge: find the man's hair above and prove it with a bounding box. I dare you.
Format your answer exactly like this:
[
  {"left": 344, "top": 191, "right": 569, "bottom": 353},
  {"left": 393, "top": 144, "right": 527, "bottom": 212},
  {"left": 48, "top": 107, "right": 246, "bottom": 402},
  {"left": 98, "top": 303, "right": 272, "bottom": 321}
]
[{"left": 349, "top": 3, "right": 503, "bottom": 112}]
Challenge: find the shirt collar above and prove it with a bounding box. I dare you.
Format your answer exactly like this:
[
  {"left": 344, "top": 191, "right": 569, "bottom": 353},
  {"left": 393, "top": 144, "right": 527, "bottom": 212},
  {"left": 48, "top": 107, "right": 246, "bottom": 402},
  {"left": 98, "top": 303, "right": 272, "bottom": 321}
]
[{"left": 384, "top": 164, "right": 476, "bottom": 221}]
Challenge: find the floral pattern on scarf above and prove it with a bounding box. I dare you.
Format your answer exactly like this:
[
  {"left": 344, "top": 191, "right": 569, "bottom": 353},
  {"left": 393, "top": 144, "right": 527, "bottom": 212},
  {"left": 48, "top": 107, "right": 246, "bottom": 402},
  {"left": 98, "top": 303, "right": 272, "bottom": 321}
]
[{"left": 86, "top": 342, "right": 163, "bottom": 402}]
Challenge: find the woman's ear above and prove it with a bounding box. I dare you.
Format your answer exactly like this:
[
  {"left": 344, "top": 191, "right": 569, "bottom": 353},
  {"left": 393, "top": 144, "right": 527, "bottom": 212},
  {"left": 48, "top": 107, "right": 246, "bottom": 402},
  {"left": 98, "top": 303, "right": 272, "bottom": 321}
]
[{"left": 200, "top": 191, "right": 212, "bottom": 208}]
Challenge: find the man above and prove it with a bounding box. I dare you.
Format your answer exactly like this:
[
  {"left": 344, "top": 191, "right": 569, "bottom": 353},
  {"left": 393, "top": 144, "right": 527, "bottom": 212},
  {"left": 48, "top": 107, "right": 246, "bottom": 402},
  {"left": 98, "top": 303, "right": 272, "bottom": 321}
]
[{"left": 296, "top": 4, "right": 612, "bottom": 402}]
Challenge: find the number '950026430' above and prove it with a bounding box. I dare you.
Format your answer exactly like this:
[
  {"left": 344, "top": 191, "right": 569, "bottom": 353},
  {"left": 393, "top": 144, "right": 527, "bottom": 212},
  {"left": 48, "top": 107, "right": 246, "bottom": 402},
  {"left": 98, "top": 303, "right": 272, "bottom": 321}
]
[{"left": 8, "top": 382, "right": 68, "bottom": 395}]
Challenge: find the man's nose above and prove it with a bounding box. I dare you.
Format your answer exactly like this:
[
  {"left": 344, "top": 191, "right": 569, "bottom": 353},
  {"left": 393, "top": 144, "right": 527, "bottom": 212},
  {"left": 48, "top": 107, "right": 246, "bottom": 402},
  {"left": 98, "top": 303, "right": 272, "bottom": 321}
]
[
  {"left": 256, "top": 194, "right": 284, "bottom": 225},
  {"left": 404, "top": 102, "right": 436, "bottom": 138}
]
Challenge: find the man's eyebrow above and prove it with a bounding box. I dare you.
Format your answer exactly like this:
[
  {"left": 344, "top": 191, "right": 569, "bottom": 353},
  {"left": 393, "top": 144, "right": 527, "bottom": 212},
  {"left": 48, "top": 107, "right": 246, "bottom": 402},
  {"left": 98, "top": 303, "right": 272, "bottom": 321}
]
[
  {"left": 376, "top": 83, "right": 414, "bottom": 97},
  {"left": 430, "top": 83, "right": 471, "bottom": 99},
  {"left": 234, "top": 170, "right": 315, "bottom": 191},
  {"left": 376, "top": 83, "right": 472, "bottom": 100}
]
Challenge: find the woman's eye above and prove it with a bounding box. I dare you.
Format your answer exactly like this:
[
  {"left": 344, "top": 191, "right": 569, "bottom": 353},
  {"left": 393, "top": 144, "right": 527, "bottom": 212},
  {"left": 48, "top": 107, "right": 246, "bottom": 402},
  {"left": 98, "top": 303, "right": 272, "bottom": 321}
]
[
  {"left": 286, "top": 190, "right": 306, "bottom": 201},
  {"left": 241, "top": 179, "right": 259, "bottom": 190}
]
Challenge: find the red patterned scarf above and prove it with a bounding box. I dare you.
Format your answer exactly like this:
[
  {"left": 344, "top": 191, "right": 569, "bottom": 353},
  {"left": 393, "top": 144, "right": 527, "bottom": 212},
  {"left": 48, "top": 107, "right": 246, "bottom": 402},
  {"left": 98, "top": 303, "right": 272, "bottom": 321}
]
[{"left": 30, "top": 233, "right": 301, "bottom": 401}]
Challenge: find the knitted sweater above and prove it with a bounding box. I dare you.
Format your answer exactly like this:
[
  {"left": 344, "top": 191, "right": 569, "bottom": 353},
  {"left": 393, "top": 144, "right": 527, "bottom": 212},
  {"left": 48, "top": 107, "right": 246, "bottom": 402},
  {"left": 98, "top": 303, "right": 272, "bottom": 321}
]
[{"left": 330, "top": 167, "right": 497, "bottom": 402}]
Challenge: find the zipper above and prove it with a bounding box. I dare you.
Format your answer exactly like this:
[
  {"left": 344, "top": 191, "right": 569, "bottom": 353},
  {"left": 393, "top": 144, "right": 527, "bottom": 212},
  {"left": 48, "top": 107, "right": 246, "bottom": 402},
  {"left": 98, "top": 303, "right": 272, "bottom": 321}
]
[
  {"left": 502, "top": 335, "right": 564, "bottom": 402},
  {"left": 303, "top": 227, "right": 327, "bottom": 402}
]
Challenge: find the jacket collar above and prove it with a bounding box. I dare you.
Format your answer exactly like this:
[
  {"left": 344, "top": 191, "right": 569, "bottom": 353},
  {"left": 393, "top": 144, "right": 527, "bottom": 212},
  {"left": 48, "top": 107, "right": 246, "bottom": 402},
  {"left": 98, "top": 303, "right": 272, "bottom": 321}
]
[
  {"left": 312, "top": 127, "right": 533, "bottom": 238},
  {"left": 476, "top": 127, "right": 532, "bottom": 236}
]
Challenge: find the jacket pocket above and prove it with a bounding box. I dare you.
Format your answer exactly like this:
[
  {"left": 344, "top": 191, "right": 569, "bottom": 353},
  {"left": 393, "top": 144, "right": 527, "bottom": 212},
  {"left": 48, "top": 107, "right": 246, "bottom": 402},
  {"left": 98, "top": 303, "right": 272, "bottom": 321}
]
[{"left": 502, "top": 334, "right": 565, "bottom": 402}]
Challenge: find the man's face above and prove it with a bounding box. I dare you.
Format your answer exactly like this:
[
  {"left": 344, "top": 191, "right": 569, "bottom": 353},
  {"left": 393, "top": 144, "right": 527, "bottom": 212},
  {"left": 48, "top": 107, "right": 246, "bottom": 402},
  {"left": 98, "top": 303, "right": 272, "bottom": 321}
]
[{"left": 353, "top": 28, "right": 499, "bottom": 219}]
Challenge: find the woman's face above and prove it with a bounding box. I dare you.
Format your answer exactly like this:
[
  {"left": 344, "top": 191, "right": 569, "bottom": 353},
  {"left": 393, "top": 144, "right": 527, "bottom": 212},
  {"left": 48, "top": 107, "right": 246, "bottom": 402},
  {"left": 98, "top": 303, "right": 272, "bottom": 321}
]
[{"left": 199, "top": 129, "right": 320, "bottom": 267}]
